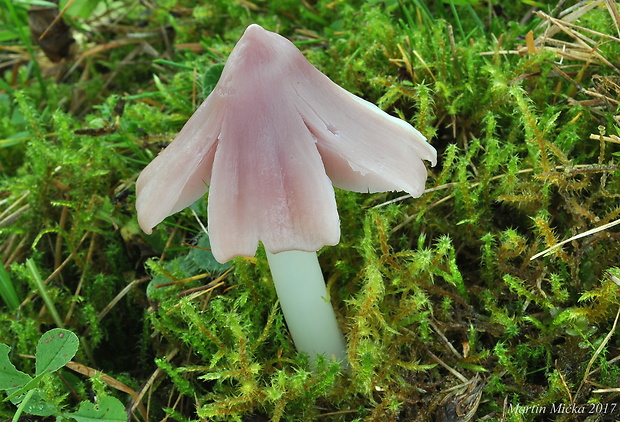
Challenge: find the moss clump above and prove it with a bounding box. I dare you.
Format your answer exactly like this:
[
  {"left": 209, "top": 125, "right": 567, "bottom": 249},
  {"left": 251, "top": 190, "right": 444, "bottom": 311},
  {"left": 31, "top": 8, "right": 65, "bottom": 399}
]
[{"left": 1, "top": 0, "right": 619, "bottom": 420}]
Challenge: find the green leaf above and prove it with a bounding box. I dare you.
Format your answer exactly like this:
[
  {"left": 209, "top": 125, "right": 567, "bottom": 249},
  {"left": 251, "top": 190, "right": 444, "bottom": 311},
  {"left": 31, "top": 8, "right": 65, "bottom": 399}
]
[
  {"left": 26, "top": 259, "right": 64, "bottom": 328},
  {"left": 14, "top": 0, "right": 58, "bottom": 7},
  {"left": 152, "top": 74, "right": 167, "bottom": 96},
  {"left": 58, "top": 0, "right": 101, "bottom": 19},
  {"left": 0, "top": 343, "right": 31, "bottom": 390},
  {"left": 457, "top": 362, "right": 489, "bottom": 372},
  {"left": 10, "top": 388, "right": 58, "bottom": 417},
  {"left": 1, "top": 345, "right": 57, "bottom": 416},
  {"left": 0, "top": 264, "right": 20, "bottom": 311},
  {"left": 0, "top": 28, "right": 20, "bottom": 42},
  {"left": 202, "top": 63, "right": 225, "bottom": 96},
  {"left": 64, "top": 396, "right": 127, "bottom": 422},
  {"left": 35, "top": 328, "right": 79, "bottom": 376},
  {"left": 3, "top": 375, "right": 41, "bottom": 402},
  {"left": 191, "top": 235, "right": 230, "bottom": 272},
  {"left": 152, "top": 59, "right": 195, "bottom": 71}
]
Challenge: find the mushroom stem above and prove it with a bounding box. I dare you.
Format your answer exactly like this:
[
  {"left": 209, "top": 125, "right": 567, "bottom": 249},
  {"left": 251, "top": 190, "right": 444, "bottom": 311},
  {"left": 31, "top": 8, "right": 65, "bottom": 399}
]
[{"left": 265, "top": 249, "right": 348, "bottom": 366}]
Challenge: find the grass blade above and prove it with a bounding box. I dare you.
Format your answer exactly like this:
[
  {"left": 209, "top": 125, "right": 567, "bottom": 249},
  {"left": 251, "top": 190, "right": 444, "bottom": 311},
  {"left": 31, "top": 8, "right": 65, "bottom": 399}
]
[
  {"left": 25, "top": 259, "right": 64, "bottom": 329},
  {"left": 0, "top": 264, "right": 20, "bottom": 311}
]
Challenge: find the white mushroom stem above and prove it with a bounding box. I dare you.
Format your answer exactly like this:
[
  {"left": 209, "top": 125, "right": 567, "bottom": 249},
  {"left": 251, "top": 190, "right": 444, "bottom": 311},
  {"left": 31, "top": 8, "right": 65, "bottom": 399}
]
[{"left": 265, "top": 249, "right": 348, "bottom": 366}]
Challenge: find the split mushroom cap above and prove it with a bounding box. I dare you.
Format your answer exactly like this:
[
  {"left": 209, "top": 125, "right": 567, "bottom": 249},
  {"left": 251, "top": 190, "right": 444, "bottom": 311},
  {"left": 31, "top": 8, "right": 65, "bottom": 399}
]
[{"left": 136, "top": 24, "right": 437, "bottom": 263}]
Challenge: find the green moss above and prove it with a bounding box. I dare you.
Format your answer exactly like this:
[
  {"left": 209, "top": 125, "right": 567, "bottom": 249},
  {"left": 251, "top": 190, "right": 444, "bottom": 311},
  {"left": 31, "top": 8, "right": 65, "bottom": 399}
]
[{"left": 1, "top": 0, "right": 620, "bottom": 420}]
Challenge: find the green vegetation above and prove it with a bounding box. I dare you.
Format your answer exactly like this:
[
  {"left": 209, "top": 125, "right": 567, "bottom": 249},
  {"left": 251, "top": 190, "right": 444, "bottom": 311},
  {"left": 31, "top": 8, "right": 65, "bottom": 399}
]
[
  {"left": 1, "top": 328, "right": 125, "bottom": 421},
  {"left": 1, "top": 0, "right": 619, "bottom": 420}
]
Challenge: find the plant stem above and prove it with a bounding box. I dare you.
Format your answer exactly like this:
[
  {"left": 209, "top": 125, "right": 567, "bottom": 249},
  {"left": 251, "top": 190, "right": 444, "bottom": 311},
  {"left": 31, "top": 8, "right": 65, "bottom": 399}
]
[
  {"left": 11, "top": 388, "right": 34, "bottom": 422},
  {"left": 266, "top": 250, "right": 348, "bottom": 367}
]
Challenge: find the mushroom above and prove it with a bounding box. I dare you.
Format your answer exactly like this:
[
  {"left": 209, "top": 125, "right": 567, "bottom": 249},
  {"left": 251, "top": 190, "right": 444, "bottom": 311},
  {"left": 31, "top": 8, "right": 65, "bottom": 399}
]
[{"left": 136, "top": 24, "right": 436, "bottom": 366}]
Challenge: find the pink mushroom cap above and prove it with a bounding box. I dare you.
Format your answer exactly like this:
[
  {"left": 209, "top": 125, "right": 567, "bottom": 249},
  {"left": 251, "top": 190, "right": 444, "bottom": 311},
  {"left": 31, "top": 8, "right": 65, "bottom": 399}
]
[{"left": 136, "top": 24, "right": 437, "bottom": 263}]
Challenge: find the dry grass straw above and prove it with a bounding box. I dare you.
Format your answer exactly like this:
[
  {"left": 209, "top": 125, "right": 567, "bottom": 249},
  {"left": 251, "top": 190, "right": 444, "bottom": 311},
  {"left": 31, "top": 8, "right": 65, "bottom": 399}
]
[
  {"left": 526, "top": 0, "right": 620, "bottom": 64},
  {"left": 523, "top": 0, "right": 620, "bottom": 109},
  {"left": 515, "top": 1, "right": 620, "bottom": 261},
  {"left": 531, "top": 0, "right": 620, "bottom": 113}
]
